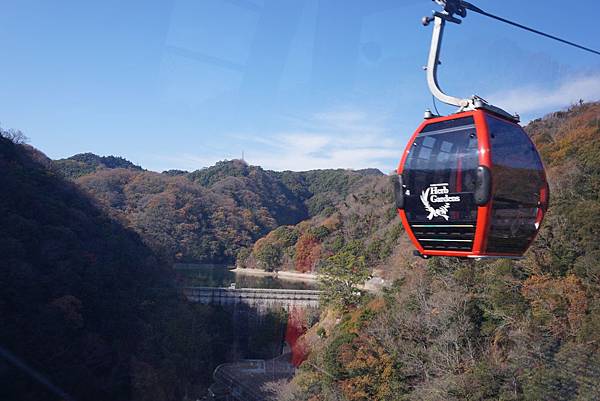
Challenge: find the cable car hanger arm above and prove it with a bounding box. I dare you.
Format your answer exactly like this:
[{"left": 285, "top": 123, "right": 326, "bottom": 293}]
[
  {"left": 422, "top": 9, "right": 518, "bottom": 121},
  {"left": 424, "top": 15, "right": 469, "bottom": 109}
]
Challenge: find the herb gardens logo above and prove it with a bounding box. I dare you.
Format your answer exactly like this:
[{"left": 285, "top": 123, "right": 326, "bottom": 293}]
[{"left": 420, "top": 183, "right": 461, "bottom": 220}]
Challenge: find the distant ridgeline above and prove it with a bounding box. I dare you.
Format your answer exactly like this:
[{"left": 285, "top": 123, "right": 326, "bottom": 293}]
[
  {"left": 0, "top": 137, "right": 233, "bottom": 401},
  {"left": 52, "top": 154, "right": 383, "bottom": 264},
  {"left": 52, "top": 152, "right": 143, "bottom": 179}
]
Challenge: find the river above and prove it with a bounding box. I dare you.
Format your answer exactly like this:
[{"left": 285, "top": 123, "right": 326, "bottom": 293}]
[{"left": 174, "top": 264, "right": 318, "bottom": 290}]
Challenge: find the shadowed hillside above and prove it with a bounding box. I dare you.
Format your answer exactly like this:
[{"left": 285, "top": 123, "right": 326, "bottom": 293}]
[{"left": 0, "top": 136, "right": 232, "bottom": 401}]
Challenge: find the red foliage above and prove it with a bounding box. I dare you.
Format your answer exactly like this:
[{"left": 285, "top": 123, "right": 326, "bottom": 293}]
[
  {"left": 294, "top": 234, "right": 321, "bottom": 273},
  {"left": 285, "top": 308, "right": 309, "bottom": 367}
]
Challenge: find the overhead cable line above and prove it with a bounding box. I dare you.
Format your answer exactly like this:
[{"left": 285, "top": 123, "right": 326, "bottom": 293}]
[{"left": 434, "top": 0, "right": 600, "bottom": 56}]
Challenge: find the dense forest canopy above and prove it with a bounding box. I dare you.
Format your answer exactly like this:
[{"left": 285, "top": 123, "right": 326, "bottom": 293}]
[
  {"left": 235, "top": 175, "right": 404, "bottom": 277},
  {"left": 51, "top": 154, "right": 382, "bottom": 264}
]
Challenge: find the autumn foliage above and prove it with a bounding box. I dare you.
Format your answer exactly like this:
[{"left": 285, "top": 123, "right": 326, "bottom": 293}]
[
  {"left": 522, "top": 274, "right": 588, "bottom": 339},
  {"left": 285, "top": 102, "right": 600, "bottom": 401},
  {"left": 285, "top": 308, "right": 310, "bottom": 367},
  {"left": 295, "top": 234, "right": 322, "bottom": 273}
]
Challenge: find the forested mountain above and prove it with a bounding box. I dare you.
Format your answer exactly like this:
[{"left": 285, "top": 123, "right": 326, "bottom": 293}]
[
  {"left": 270, "top": 102, "right": 600, "bottom": 401},
  {"left": 52, "top": 155, "right": 381, "bottom": 264},
  {"left": 7, "top": 100, "right": 598, "bottom": 401},
  {"left": 0, "top": 136, "right": 232, "bottom": 401}
]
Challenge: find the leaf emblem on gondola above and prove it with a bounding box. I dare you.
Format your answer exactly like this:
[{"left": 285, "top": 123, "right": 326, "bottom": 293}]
[{"left": 420, "top": 187, "right": 451, "bottom": 221}]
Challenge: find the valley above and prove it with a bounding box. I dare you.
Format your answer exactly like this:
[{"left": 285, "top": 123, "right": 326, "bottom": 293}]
[{"left": 3, "top": 102, "right": 600, "bottom": 400}]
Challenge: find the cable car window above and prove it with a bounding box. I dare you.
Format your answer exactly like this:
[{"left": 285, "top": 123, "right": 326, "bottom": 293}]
[
  {"left": 438, "top": 149, "right": 450, "bottom": 164},
  {"left": 440, "top": 141, "right": 453, "bottom": 153},
  {"left": 423, "top": 136, "right": 436, "bottom": 148},
  {"left": 418, "top": 146, "right": 432, "bottom": 160},
  {"left": 486, "top": 116, "right": 545, "bottom": 254},
  {"left": 402, "top": 117, "right": 478, "bottom": 251}
]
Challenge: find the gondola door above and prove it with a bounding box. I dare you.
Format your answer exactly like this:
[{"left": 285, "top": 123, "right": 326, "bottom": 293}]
[{"left": 397, "top": 113, "right": 487, "bottom": 257}]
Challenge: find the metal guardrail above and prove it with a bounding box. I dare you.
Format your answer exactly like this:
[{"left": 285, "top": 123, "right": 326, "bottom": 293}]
[
  {"left": 184, "top": 287, "right": 322, "bottom": 295},
  {"left": 183, "top": 287, "right": 321, "bottom": 308}
]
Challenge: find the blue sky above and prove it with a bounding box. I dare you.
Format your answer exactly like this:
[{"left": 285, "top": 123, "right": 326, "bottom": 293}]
[{"left": 1, "top": 0, "right": 599, "bottom": 173}]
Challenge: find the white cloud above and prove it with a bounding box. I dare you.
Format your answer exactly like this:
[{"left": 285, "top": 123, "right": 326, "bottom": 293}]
[
  {"left": 144, "top": 108, "right": 404, "bottom": 173},
  {"left": 488, "top": 73, "right": 600, "bottom": 115},
  {"left": 279, "top": 133, "right": 331, "bottom": 153},
  {"left": 241, "top": 109, "right": 403, "bottom": 172}
]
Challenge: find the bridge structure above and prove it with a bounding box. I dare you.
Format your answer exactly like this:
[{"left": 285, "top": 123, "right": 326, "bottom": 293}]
[{"left": 183, "top": 286, "right": 321, "bottom": 310}]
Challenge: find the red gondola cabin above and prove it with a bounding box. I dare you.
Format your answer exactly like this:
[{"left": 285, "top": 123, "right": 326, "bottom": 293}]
[{"left": 394, "top": 109, "right": 549, "bottom": 258}]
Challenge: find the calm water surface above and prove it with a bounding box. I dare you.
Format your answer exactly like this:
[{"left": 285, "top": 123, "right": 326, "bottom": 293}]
[{"left": 174, "top": 264, "right": 317, "bottom": 290}]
